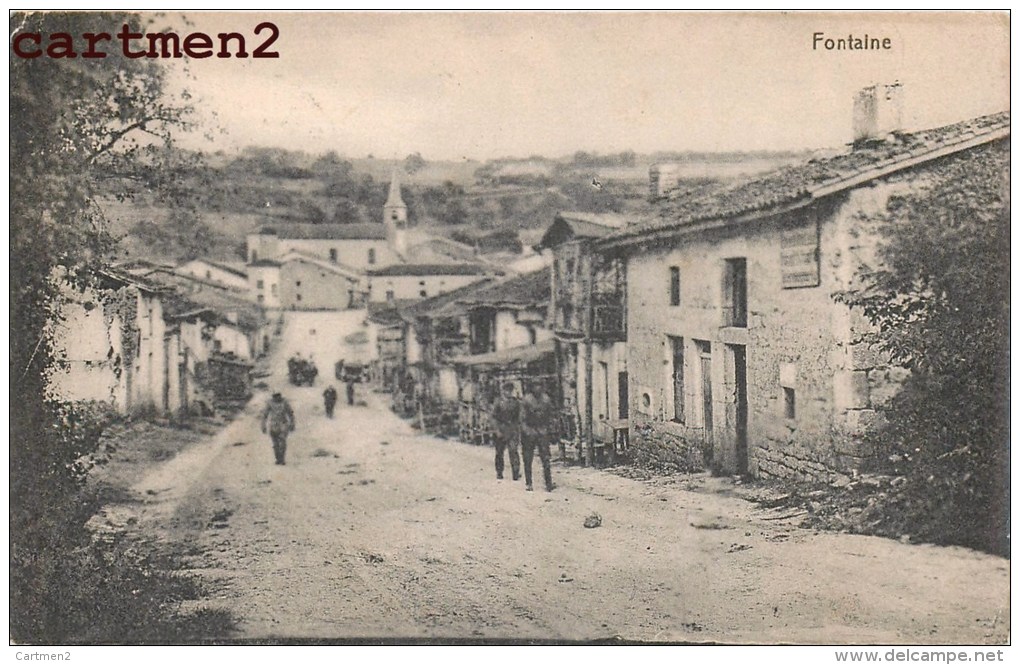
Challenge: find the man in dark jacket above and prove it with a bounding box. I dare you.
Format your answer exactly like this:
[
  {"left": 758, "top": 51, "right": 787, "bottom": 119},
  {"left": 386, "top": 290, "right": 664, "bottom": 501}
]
[
  {"left": 323, "top": 385, "right": 338, "bottom": 418},
  {"left": 491, "top": 382, "right": 522, "bottom": 481},
  {"left": 261, "top": 392, "right": 296, "bottom": 465},
  {"left": 521, "top": 385, "right": 555, "bottom": 492}
]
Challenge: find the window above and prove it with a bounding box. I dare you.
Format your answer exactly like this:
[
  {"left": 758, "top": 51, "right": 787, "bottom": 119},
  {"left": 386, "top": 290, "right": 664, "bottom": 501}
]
[
  {"left": 784, "top": 387, "right": 796, "bottom": 420},
  {"left": 391, "top": 211, "right": 399, "bottom": 221},
  {"left": 296, "top": 294, "right": 302, "bottom": 302},
  {"left": 205, "top": 270, "right": 212, "bottom": 279},
  {"left": 670, "top": 336, "right": 685, "bottom": 422},
  {"left": 386, "top": 290, "right": 395, "bottom": 302},
  {"left": 528, "top": 328, "right": 537, "bottom": 345},
  {"left": 271, "top": 283, "right": 277, "bottom": 296},
  {"left": 257, "top": 294, "right": 265, "bottom": 304},
  {"left": 213, "top": 339, "right": 222, "bottom": 352},
  {"left": 419, "top": 290, "right": 428, "bottom": 298},
  {"left": 669, "top": 267, "right": 681, "bottom": 306},
  {"left": 250, "top": 250, "right": 258, "bottom": 262},
  {"left": 296, "top": 280, "right": 301, "bottom": 287},
  {"left": 257, "top": 279, "right": 264, "bottom": 289},
  {"left": 722, "top": 258, "right": 747, "bottom": 327},
  {"left": 368, "top": 248, "right": 377, "bottom": 265},
  {"left": 329, "top": 248, "right": 337, "bottom": 263}
]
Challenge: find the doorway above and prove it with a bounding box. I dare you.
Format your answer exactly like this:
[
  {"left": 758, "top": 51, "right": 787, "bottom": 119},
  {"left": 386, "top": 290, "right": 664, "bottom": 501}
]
[
  {"left": 728, "top": 344, "right": 749, "bottom": 474},
  {"left": 696, "top": 340, "right": 713, "bottom": 441}
]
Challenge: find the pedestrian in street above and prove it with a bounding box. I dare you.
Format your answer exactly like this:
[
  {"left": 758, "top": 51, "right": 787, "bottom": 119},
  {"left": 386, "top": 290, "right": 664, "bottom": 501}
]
[
  {"left": 491, "top": 382, "right": 522, "bottom": 481},
  {"left": 261, "top": 391, "right": 296, "bottom": 465},
  {"left": 521, "top": 384, "right": 555, "bottom": 492},
  {"left": 323, "top": 385, "right": 338, "bottom": 419}
]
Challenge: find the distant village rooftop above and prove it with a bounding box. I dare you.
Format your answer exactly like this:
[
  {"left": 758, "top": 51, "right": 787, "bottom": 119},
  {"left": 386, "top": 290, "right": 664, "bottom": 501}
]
[
  {"left": 537, "top": 211, "right": 630, "bottom": 249},
  {"left": 454, "top": 267, "right": 551, "bottom": 310},
  {"left": 256, "top": 223, "right": 389, "bottom": 241},
  {"left": 605, "top": 110, "right": 1010, "bottom": 248},
  {"left": 367, "top": 263, "right": 492, "bottom": 277}
]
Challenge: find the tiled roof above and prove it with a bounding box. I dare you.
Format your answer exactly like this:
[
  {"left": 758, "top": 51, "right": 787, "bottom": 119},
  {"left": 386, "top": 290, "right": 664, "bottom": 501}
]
[
  {"left": 397, "top": 278, "right": 496, "bottom": 321},
  {"left": 451, "top": 339, "right": 556, "bottom": 367},
  {"left": 367, "top": 263, "right": 490, "bottom": 277},
  {"left": 455, "top": 267, "right": 550, "bottom": 310},
  {"left": 605, "top": 111, "right": 1010, "bottom": 245},
  {"left": 257, "top": 223, "right": 389, "bottom": 240},
  {"left": 538, "top": 211, "right": 630, "bottom": 249}
]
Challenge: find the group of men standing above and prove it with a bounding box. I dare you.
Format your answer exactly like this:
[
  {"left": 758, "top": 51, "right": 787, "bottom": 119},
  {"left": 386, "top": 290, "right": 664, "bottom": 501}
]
[
  {"left": 260, "top": 374, "right": 557, "bottom": 493},
  {"left": 491, "top": 382, "right": 556, "bottom": 492}
]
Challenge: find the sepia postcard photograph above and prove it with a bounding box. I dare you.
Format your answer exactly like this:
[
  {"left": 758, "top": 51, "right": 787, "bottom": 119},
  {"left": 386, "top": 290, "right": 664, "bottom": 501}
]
[{"left": 7, "top": 9, "right": 1011, "bottom": 657}]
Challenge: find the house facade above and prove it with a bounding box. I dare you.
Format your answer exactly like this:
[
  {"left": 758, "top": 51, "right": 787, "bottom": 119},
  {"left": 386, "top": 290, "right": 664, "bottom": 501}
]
[
  {"left": 365, "top": 263, "right": 491, "bottom": 304},
  {"left": 539, "top": 212, "right": 629, "bottom": 464},
  {"left": 246, "top": 224, "right": 401, "bottom": 271},
  {"left": 602, "top": 103, "right": 1010, "bottom": 482},
  {"left": 277, "top": 254, "right": 362, "bottom": 310},
  {"left": 175, "top": 258, "right": 249, "bottom": 291}
]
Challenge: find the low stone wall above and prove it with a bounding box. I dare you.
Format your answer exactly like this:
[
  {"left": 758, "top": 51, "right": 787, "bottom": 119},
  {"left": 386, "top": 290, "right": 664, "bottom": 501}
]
[
  {"left": 629, "top": 422, "right": 707, "bottom": 473},
  {"left": 754, "top": 443, "right": 852, "bottom": 485}
]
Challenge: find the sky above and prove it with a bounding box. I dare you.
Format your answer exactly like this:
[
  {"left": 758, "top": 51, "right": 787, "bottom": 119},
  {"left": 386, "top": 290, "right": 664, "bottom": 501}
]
[{"left": 159, "top": 11, "right": 1009, "bottom": 161}]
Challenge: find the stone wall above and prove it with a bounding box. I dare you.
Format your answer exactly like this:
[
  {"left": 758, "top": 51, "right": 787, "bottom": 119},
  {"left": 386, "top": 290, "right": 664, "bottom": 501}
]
[{"left": 629, "top": 421, "right": 707, "bottom": 474}]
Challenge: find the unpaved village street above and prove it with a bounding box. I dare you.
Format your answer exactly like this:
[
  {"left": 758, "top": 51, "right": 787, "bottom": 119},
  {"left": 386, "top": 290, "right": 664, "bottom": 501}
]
[{"left": 92, "top": 317, "right": 1009, "bottom": 644}]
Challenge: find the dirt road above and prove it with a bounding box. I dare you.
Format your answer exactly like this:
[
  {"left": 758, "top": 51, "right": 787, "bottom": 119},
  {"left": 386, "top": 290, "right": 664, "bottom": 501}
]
[{"left": 97, "top": 318, "right": 1009, "bottom": 644}]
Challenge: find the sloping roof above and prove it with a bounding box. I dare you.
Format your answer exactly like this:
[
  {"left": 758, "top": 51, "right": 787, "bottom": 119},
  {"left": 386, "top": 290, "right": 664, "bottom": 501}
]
[
  {"left": 451, "top": 339, "right": 556, "bottom": 368},
  {"left": 145, "top": 269, "right": 266, "bottom": 330},
  {"left": 455, "top": 267, "right": 550, "bottom": 310},
  {"left": 397, "top": 278, "right": 496, "bottom": 322},
  {"left": 257, "top": 223, "right": 389, "bottom": 240},
  {"left": 367, "top": 263, "right": 491, "bottom": 277},
  {"left": 202, "top": 259, "right": 248, "bottom": 279},
  {"left": 100, "top": 268, "right": 172, "bottom": 294},
  {"left": 277, "top": 251, "right": 362, "bottom": 280},
  {"left": 605, "top": 111, "right": 1010, "bottom": 246},
  {"left": 537, "top": 211, "right": 630, "bottom": 249}
]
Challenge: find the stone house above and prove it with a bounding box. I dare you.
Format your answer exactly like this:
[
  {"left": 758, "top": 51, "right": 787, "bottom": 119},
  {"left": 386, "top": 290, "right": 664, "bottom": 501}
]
[
  {"left": 365, "top": 263, "right": 492, "bottom": 304},
  {"left": 245, "top": 223, "right": 401, "bottom": 271},
  {"left": 455, "top": 267, "right": 553, "bottom": 356},
  {"left": 248, "top": 259, "right": 282, "bottom": 309},
  {"left": 277, "top": 252, "right": 362, "bottom": 310},
  {"left": 538, "top": 212, "right": 629, "bottom": 464},
  {"left": 600, "top": 99, "right": 1009, "bottom": 481}
]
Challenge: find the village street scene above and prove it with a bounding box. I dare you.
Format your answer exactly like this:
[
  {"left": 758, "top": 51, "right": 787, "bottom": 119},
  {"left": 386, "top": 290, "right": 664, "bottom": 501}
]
[{"left": 9, "top": 11, "right": 1010, "bottom": 652}]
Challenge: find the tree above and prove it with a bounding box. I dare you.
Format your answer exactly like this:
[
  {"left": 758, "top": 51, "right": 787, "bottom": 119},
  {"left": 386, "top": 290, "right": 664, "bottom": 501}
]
[
  {"left": 836, "top": 140, "right": 1009, "bottom": 554},
  {"left": 404, "top": 151, "right": 427, "bottom": 175},
  {"left": 10, "top": 11, "right": 200, "bottom": 640}
]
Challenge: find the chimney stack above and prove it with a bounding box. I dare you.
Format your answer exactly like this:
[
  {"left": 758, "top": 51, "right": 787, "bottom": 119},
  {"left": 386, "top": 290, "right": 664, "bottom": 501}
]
[{"left": 853, "top": 82, "right": 903, "bottom": 145}]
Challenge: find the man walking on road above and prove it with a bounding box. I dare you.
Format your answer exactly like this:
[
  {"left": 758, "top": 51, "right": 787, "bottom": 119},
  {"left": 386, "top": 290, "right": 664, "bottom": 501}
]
[
  {"left": 491, "top": 382, "right": 522, "bottom": 481},
  {"left": 521, "top": 384, "right": 555, "bottom": 492},
  {"left": 261, "top": 391, "right": 296, "bottom": 465},
  {"left": 323, "top": 385, "right": 338, "bottom": 418}
]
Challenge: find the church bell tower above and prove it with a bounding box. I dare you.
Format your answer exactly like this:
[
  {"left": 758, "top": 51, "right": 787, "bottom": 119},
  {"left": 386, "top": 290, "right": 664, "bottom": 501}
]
[{"left": 384, "top": 170, "right": 408, "bottom": 258}]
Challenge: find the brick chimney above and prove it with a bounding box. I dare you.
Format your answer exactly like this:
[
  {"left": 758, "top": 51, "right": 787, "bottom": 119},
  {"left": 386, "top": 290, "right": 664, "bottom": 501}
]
[{"left": 853, "top": 82, "right": 903, "bottom": 145}]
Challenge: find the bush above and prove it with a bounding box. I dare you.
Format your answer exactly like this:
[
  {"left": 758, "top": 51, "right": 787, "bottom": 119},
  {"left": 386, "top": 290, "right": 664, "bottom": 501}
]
[{"left": 836, "top": 140, "right": 1009, "bottom": 555}]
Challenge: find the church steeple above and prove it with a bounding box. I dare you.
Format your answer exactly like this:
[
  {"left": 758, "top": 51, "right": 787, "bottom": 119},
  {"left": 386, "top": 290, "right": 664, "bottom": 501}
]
[
  {"left": 385, "top": 170, "right": 406, "bottom": 210},
  {"left": 384, "top": 169, "right": 408, "bottom": 258}
]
